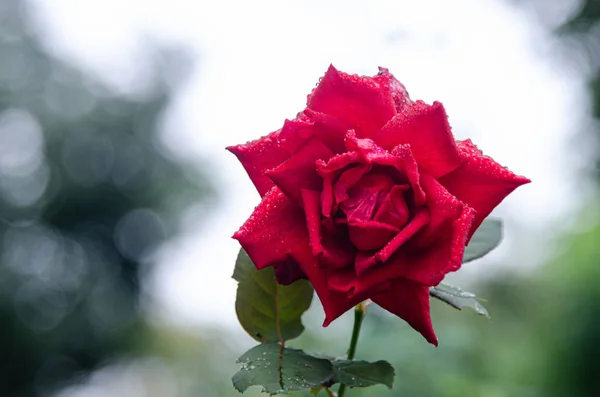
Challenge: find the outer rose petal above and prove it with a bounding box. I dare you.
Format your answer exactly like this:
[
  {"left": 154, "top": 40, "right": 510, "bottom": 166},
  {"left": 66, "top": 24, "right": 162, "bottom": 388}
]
[
  {"left": 266, "top": 136, "right": 335, "bottom": 205},
  {"left": 302, "top": 189, "right": 355, "bottom": 269},
  {"left": 438, "top": 139, "right": 531, "bottom": 237},
  {"left": 327, "top": 267, "right": 391, "bottom": 296},
  {"left": 233, "top": 187, "right": 309, "bottom": 270},
  {"left": 415, "top": 171, "right": 464, "bottom": 246},
  {"left": 307, "top": 65, "right": 397, "bottom": 137},
  {"left": 372, "top": 67, "right": 412, "bottom": 111},
  {"left": 372, "top": 279, "right": 438, "bottom": 345},
  {"left": 396, "top": 203, "right": 476, "bottom": 286},
  {"left": 301, "top": 189, "right": 325, "bottom": 256},
  {"left": 291, "top": 239, "right": 363, "bottom": 326},
  {"left": 227, "top": 117, "right": 315, "bottom": 196},
  {"left": 373, "top": 101, "right": 462, "bottom": 178},
  {"left": 304, "top": 108, "right": 353, "bottom": 154},
  {"left": 326, "top": 267, "right": 358, "bottom": 294}
]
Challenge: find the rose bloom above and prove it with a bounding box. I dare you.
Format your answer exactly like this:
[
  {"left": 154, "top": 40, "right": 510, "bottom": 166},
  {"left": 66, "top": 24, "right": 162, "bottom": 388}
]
[{"left": 228, "top": 66, "right": 529, "bottom": 345}]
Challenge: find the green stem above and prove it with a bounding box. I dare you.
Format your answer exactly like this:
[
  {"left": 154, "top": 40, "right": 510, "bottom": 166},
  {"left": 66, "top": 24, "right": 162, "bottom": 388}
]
[{"left": 338, "top": 302, "right": 367, "bottom": 397}]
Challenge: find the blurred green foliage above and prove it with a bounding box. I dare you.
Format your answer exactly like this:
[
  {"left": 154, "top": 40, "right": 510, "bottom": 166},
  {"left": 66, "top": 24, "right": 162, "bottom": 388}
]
[
  {"left": 559, "top": 0, "right": 600, "bottom": 177},
  {"left": 0, "top": 0, "right": 215, "bottom": 395}
]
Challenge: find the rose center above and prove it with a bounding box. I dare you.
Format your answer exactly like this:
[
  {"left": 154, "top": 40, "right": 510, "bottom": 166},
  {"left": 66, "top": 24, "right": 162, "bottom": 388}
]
[{"left": 331, "top": 167, "right": 413, "bottom": 251}]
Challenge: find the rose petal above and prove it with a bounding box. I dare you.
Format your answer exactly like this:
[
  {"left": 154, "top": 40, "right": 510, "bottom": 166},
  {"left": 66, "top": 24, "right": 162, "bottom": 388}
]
[
  {"left": 354, "top": 209, "right": 430, "bottom": 276},
  {"left": 308, "top": 65, "right": 397, "bottom": 137},
  {"left": 354, "top": 203, "right": 476, "bottom": 288},
  {"left": 347, "top": 171, "right": 396, "bottom": 193},
  {"left": 317, "top": 151, "right": 365, "bottom": 217},
  {"left": 304, "top": 108, "right": 352, "bottom": 153},
  {"left": 274, "top": 260, "right": 307, "bottom": 285},
  {"left": 415, "top": 172, "right": 464, "bottom": 246},
  {"left": 317, "top": 150, "right": 363, "bottom": 174},
  {"left": 227, "top": 118, "right": 315, "bottom": 197},
  {"left": 344, "top": 133, "right": 426, "bottom": 207},
  {"left": 291, "top": 241, "right": 362, "bottom": 326},
  {"left": 375, "top": 209, "right": 431, "bottom": 263},
  {"left": 373, "top": 101, "right": 462, "bottom": 178},
  {"left": 348, "top": 219, "right": 400, "bottom": 251},
  {"left": 344, "top": 131, "right": 387, "bottom": 160},
  {"left": 266, "top": 136, "right": 335, "bottom": 205},
  {"left": 327, "top": 267, "right": 391, "bottom": 296},
  {"left": 397, "top": 203, "right": 476, "bottom": 286},
  {"left": 318, "top": 160, "right": 335, "bottom": 218},
  {"left": 301, "top": 189, "right": 325, "bottom": 256},
  {"left": 334, "top": 164, "right": 373, "bottom": 207},
  {"left": 373, "top": 185, "right": 410, "bottom": 229},
  {"left": 389, "top": 144, "right": 427, "bottom": 206},
  {"left": 326, "top": 267, "right": 356, "bottom": 294},
  {"left": 372, "top": 279, "right": 438, "bottom": 345},
  {"left": 438, "top": 139, "right": 531, "bottom": 237},
  {"left": 372, "top": 67, "right": 412, "bottom": 112},
  {"left": 302, "top": 189, "right": 355, "bottom": 269},
  {"left": 320, "top": 236, "right": 356, "bottom": 270},
  {"left": 340, "top": 173, "right": 394, "bottom": 221},
  {"left": 233, "top": 187, "right": 310, "bottom": 270},
  {"left": 279, "top": 114, "right": 316, "bottom": 143}
]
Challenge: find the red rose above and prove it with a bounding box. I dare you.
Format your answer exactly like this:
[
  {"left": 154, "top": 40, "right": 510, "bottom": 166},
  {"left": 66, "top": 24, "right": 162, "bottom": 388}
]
[{"left": 228, "top": 65, "right": 530, "bottom": 345}]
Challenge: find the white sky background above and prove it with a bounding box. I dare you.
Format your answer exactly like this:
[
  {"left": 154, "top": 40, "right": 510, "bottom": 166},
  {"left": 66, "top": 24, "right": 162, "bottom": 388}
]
[{"left": 28, "top": 0, "right": 591, "bottom": 329}]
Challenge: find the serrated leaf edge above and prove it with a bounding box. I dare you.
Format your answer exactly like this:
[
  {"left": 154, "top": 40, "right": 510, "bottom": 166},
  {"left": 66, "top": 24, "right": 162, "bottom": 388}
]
[{"left": 332, "top": 360, "right": 395, "bottom": 389}]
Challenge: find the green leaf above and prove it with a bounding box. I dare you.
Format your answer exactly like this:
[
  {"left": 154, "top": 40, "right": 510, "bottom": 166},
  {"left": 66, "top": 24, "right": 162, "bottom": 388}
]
[
  {"left": 232, "top": 248, "right": 254, "bottom": 282},
  {"left": 463, "top": 218, "right": 502, "bottom": 263},
  {"left": 430, "top": 283, "right": 490, "bottom": 318},
  {"left": 232, "top": 343, "right": 398, "bottom": 394},
  {"left": 331, "top": 360, "right": 395, "bottom": 389},
  {"left": 234, "top": 248, "right": 314, "bottom": 342},
  {"left": 232, "top": 343, "right": 334, "bottom": 395},
  {"left": 309, "top": 387, "right": 323, "bottom": 396}
]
